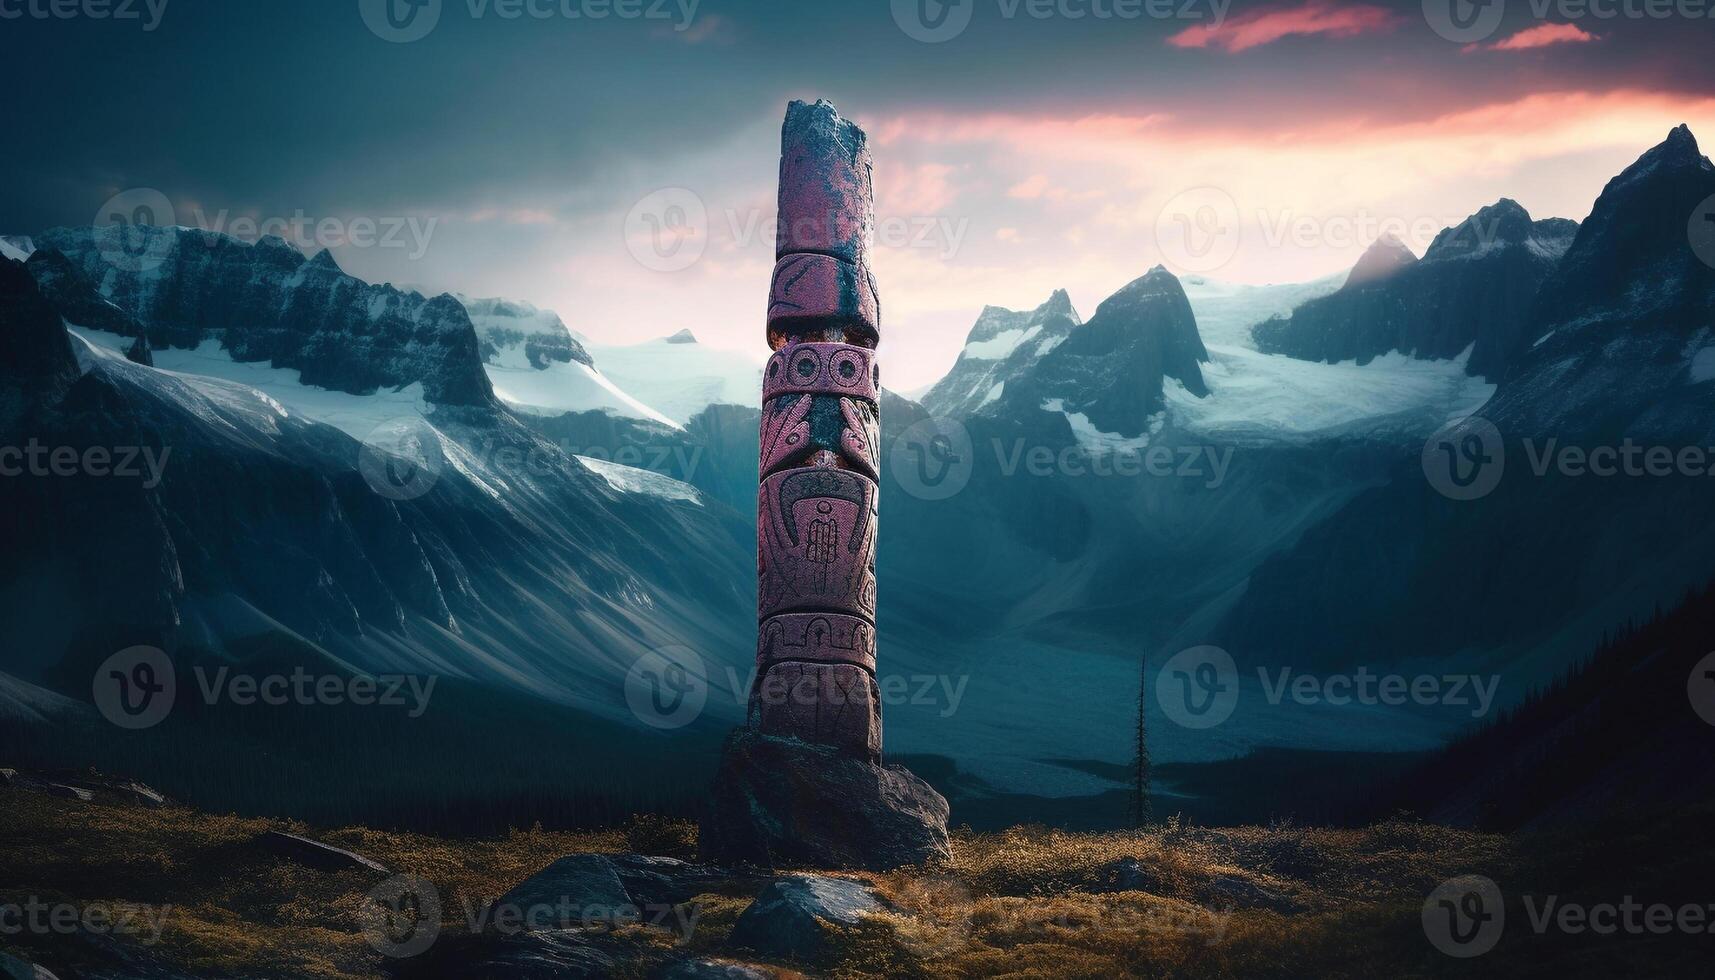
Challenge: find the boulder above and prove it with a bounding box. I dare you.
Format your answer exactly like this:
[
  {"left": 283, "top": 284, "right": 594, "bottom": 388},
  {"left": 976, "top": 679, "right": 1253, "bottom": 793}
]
[
  {"left": 391, "top": 929, "right": 615, "bottom": 980},
  {"left": 1092, "top": 856, "right": 1168, "bottom": 894},
  {"left": 702, "top": 730, "right": 950, "bottom": 871},
  {"left": 0, "top": 768, "right": 16, "bottom": 786},
  {"left": 492, "top": 855, "right": 632, "bottom": 932},
  {"left": 256, "top": 831, "right": 388, "bottom": 874},
  {"left": 1197, "top": 874, "right": 1302, "bottom": 914},
  {"left": 125, "top": 333, "right": 154, "bottom": 366},
  {"left": 0, "top": 949, "right": 60, "bottom": 980},
  {"left": 657, "top": 957, "right": 780, "bottom": 979},
  {"left": 116, "top": 781, "right": 167, "bottom": 808},
  {"left": 728, "top": 875, "right": 882, "bottom": 961},
  {"left": 606, "top": 854, "right": 753, "bottom": 908},
  {"left": 45, "top": 784, "right": 93, "bottom": 803}
]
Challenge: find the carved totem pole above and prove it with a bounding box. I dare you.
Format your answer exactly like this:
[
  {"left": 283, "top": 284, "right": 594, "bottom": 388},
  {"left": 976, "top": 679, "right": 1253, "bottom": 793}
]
[{"left": 751, "top": 100, "right": 884, "bottom": 762}]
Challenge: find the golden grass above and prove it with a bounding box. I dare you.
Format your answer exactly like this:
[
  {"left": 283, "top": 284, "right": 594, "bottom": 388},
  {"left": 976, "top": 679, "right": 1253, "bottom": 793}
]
[{"left": 0, "top": 787, "right": 1567, "bottom": 979}]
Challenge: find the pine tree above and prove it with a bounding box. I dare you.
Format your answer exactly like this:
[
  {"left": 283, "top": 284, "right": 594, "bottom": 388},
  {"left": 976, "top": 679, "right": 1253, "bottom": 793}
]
[{"left": 1133, "top": 656, "right": 1152, "bottom": 828}]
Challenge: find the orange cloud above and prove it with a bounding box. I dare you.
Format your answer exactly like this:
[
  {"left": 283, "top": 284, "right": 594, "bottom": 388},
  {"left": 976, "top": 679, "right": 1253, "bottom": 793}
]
[
  {"left": 1168, "top": 1, "right": 1398, "bottom": 53},
  {"left": 1486, "top": 23, "right": 1601, "bottom": 51}
]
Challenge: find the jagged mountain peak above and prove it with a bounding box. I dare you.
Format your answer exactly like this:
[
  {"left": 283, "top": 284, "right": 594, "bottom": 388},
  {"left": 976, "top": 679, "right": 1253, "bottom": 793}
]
[
  {"left": 33, "top": 224, "right": 496, "bottom": 407},
  {"left": 920, "top": 290, "right": 1084, "bottom": 418},
  {"left": 1345, "top": 233, "right": 1419, "bottom": 288},
  {"left": 1092, "top": 265, "right": 1201, "bottom": 330},
  {"left": 664, "top": 328, "right": 698, "bottom": 344},
  {"left": 983, "top": 266, "right": 1211, "bottom": 438},
  {"left": 1605, "top": 124, "right": 1712, "bottom": 197},
  {"left": 307, "top": 248, "right": 342, "bottom": 272},
  {"left": 1424, "top": 198, "right": 1536, "bottom": 260},
  {"left": 1519, "top": 123, "right": 1715, "bottom": 361}
]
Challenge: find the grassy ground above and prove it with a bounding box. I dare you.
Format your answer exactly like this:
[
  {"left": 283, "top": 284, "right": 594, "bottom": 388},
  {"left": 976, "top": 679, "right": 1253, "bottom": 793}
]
[{"left": 1, "top": 781, "right": 1707, "bottom": 979}]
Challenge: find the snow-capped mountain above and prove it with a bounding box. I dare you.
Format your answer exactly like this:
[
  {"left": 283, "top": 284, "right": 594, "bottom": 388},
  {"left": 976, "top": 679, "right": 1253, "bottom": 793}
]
[
  {"left": 458, "top": 293, "right": 679, "bottom": 427},
  {"left": 460, "top": 294, "right": 593, "bottom": 369},
  {"left": 1219, "top": 126, "right": 1715, "bottom": 681},
  {"left": 0, "top": 253, "right": 754, "bottom": 736},
  {"left": 0, "top": 234, "right": 35, "bottom": 262},
  {"left": 1252, "top": 200, "right": 1578, "bottom": 379},
  {"left": 993, "top": 265, "right": 1209, "bottom": 440},
  {"left": 919, "top": 290, "right": 1081, "bottom": 418},
  {"left": 580, "top": 332, "right": 763, "bottom": 426},
  {"left": 23, "top": 247, "right": 143, "bottom": 338},
  {"left": 35, "top": 226, "right": 495, "bottom": 406}
]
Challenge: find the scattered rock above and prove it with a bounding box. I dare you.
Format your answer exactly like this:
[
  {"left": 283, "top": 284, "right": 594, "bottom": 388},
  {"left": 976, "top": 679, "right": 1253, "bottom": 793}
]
[
  {"left": 1197, "top": 875, "right": 1303, "bottom": 914},
  {"left": 0, "top": 768, "right": 16, "bottom": 786},
  {"left": 702, "top": 730, "right": 951, "bottom": 871},
  {"left": 1092, "top": 856, "right": 1167, "bottom": 894},
  {"left": 0, "top": 949, "right": 60, "bottom": 979},
  {"left": 728, "top": 874, "right": 882, "bottom": 961},
  {"left": 493, "top": 855, "right": 632, "bottom": 931},
  {"left": 607, "top": 853, "right": 759, "bottom": 908},
  {"left": 390, "top": 929, "right": 615, "bottom": 980},
  {"left": 45, "top": 783, "right": 93, "bottom": 802},
  {"left": 125, "top": 333, "right": 154, "bottom": 367},
  {"left": 657, "top": 957, "right": 779, "bottom": 979},
  {"left": 256, "top": 830, "right": 388, "bottom": 874},
  {"left": 115, "top": 781, "right": 168, "bottom": 808}
]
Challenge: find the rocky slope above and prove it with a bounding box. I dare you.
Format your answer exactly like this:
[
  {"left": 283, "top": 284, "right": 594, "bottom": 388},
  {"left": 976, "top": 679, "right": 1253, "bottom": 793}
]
[
  {"left": 459, "top": 293, "right": 594, "bottom": 369},
  {"left": 34, "top": 226, "right": 495, "bottom": 406},
  {"left": 1219, "top": 126, "right": 1715, "bottom": 677},
  {"left": 920, "top": 289, "right": 1081, "bottom": 418},
  {"left": 0, "top": 255, "right": 755, "bottom": 744},
  {"left": 994, "top": 266, "right": 1209, "bottom": 439},
  {"left": 1252, "top": 200, "right": 1577, "bottom": 379}
]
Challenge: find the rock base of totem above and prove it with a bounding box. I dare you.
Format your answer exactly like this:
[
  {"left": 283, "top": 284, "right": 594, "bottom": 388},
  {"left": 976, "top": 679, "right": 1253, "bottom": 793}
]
[{"left": 701, "top": 729, "right": 951, "bottom": 872}]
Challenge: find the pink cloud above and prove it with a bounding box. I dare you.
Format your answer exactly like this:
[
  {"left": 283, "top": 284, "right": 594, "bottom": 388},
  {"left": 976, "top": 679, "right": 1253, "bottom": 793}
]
[
  {"left": 1168, "top": 1, "right": 1398, "bottom": 53},
  {"left": 1485, "top": 23, "right": 1601, "bottom": 51}
]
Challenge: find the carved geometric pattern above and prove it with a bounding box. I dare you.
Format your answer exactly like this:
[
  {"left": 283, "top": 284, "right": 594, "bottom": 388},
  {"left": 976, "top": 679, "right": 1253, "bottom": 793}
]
[{"left": 757, "top": 612, "right": 877, "bottom": 672}]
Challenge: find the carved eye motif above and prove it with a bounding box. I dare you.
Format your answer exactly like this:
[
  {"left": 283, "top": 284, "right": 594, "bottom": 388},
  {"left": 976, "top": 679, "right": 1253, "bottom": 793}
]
[
  {"left": 833, "top": 352, "right": 860, "bottom": 385},
  {"left": 793, "top": 353, "right": 818, "bottom": 380},
  {"left": 768, "top": 359, "right": 781, "bottom": 378}
]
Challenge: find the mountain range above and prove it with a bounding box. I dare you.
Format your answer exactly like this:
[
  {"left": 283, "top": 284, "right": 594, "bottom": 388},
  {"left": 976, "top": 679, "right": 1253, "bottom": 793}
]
[{"left": 3, "top": 125, "right": 1711, "bottom": 829}]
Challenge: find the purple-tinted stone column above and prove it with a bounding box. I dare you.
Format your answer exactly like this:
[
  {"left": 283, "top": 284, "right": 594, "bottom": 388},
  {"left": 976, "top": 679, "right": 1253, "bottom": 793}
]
[{"left": 751, "top": 100, "right": 883, "bottom": 762}]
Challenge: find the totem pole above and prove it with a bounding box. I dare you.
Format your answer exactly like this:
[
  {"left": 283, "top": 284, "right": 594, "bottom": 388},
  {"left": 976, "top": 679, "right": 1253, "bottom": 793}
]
[{"left": 751, "top": 100, "right": 884, "bottom": 762}]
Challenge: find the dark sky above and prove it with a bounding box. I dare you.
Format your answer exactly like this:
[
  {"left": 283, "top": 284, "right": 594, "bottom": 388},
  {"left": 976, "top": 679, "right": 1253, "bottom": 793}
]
[{"left": 6, "top": 0, "right": 1714, "bottom": 384}]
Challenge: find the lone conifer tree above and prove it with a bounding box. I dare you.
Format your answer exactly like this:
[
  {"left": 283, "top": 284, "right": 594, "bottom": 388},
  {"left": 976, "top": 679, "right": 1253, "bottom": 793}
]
[{"left": 1133, "top": 657, "right": 1153, "bottom": 827}]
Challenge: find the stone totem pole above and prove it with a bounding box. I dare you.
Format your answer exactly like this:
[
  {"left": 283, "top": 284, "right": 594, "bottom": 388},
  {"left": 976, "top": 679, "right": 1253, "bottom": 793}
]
[
  {"left": 752, "top": 99, "right": 884, "bottom": 761},
  {"left": 704, "top": 100, "right": 949, "bottom": 871}
]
